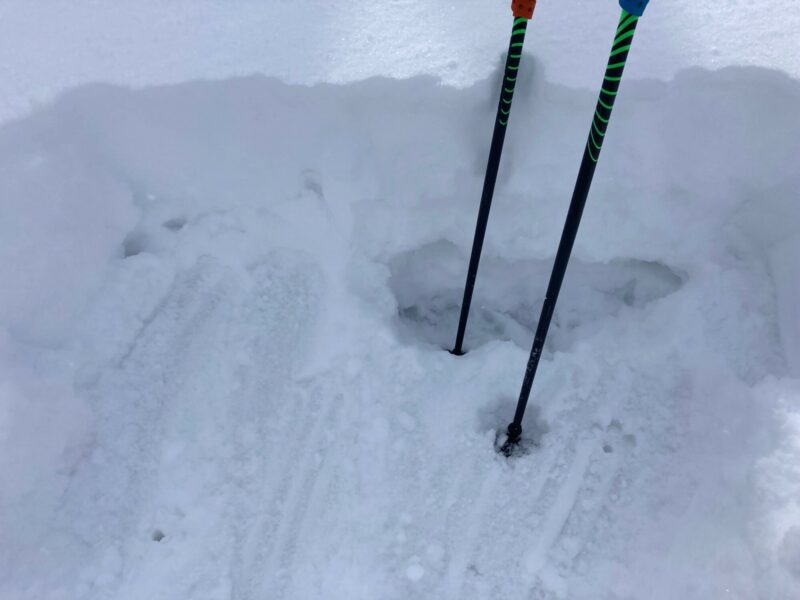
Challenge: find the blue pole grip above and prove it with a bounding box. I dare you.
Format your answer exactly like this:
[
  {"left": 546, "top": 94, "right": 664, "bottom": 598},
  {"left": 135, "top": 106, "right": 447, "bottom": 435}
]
[{"left": 619, "top": 0, "right": 649, "bottom": 16}]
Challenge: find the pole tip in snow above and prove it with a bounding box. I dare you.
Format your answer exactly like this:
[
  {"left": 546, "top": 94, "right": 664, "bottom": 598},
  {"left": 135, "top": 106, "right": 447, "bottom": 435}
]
[
  {"left": 618, "top": 0, "right": 649, "bottom": 17},
  {"left": 506, "top": 422, "right": 522, "bottom": 443},
  {"left": 498, "top": 422, "right": 523, "bottom": 456},
  {"left": 511, "top": 0, "right": 536, "bottom": 20},
  {"left": 449, "top": 347, "right": 466, "bottom": 357}
]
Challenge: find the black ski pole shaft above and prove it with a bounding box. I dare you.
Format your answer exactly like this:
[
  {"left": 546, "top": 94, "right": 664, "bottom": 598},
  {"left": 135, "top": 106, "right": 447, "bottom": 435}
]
[
  {"left": 452, "top": 0, "right": 537, "bottom": 356},
  {"left": 503, "top": 3, "right": 649, "bottom": 452}
]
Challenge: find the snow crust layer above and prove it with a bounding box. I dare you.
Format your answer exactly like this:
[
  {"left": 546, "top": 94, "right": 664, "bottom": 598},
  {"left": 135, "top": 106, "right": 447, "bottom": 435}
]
[{"left": 1, "top": 62, "right": 799, "bottom": 599}]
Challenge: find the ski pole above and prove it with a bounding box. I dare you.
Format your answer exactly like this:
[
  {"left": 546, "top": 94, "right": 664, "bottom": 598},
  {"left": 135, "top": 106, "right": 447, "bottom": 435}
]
[
  {"left": 501, "top": 0, "right": 650, "bottom": 455},
  {"left": 451, "top": 0, "right": 537, "bottom": 356}
]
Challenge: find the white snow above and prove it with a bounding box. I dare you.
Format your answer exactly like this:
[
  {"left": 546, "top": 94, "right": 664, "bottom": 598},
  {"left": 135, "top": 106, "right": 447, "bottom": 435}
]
[
  {"left": 0, "top": 0, "right": 799, "bottom": 122},
  {"left": 1, "top": 2, "right": 799, "bottom": 599}
]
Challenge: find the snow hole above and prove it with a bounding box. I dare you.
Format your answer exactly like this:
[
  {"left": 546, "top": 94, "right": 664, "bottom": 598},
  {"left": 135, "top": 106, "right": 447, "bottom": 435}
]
[{"left": 389, "top": 240, "right": 684, "bottom": 352}]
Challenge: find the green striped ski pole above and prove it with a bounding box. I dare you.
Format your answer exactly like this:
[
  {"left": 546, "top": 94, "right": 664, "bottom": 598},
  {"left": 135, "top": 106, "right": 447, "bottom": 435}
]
[
  {"left": 501, "top": 1, "right": 650, "bottom": 455},
  {"left": 451, "top": 0, "right": 537, "bottom": 356}
]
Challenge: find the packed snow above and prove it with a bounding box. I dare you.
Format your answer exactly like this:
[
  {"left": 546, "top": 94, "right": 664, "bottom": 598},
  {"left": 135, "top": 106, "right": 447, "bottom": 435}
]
[{"left": 1, "top": 2, "right": 799, "bottom": 599}]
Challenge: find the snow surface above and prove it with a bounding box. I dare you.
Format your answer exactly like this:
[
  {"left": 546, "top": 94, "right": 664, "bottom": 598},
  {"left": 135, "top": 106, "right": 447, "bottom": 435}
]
[
  {"left": 1, "top": 2, "right": 800, "bottom": 600},
  {"left": 0, "top": 0, "right": 799, "bottom": 122}
]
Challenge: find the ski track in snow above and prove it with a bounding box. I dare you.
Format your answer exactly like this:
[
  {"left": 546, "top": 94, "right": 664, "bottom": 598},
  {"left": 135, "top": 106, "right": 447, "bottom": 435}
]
[
  {"left": 0, "top": 63, "right": 799, "bottom": 599},
  {"left": 56, "top": 251, "right": 325, "bottom": 600}
]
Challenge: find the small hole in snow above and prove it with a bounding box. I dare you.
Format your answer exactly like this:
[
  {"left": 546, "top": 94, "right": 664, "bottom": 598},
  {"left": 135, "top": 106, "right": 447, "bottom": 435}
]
[
  {"left": 152, "top": 529, "right": 165, "bottom": 542},
  {"left": 603, "top": 444, "right": 614, "bottom": 454},
  {"left": 122, "top": 232, "right": 148, "bottom": 258},
  {"left": 301, "top": 169, "right": 324, "bottom": 197},
  {"left": 163, "top": 217, "right": 187, "bottom": 232}
]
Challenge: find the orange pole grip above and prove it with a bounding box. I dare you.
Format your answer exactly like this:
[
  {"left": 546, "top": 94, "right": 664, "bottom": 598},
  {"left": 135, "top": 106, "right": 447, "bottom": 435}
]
[{"left": 511, "top": 0, "right": 536, "bottom": 19}]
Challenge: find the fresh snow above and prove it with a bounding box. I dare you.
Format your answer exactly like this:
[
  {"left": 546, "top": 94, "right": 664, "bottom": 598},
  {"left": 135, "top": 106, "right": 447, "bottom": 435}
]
[
  {"left": 1, "top": 3, "right": 799, "bottom": 600},
  {"left": 0, "top": 0, "right": 799, "bottom": 122}
]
